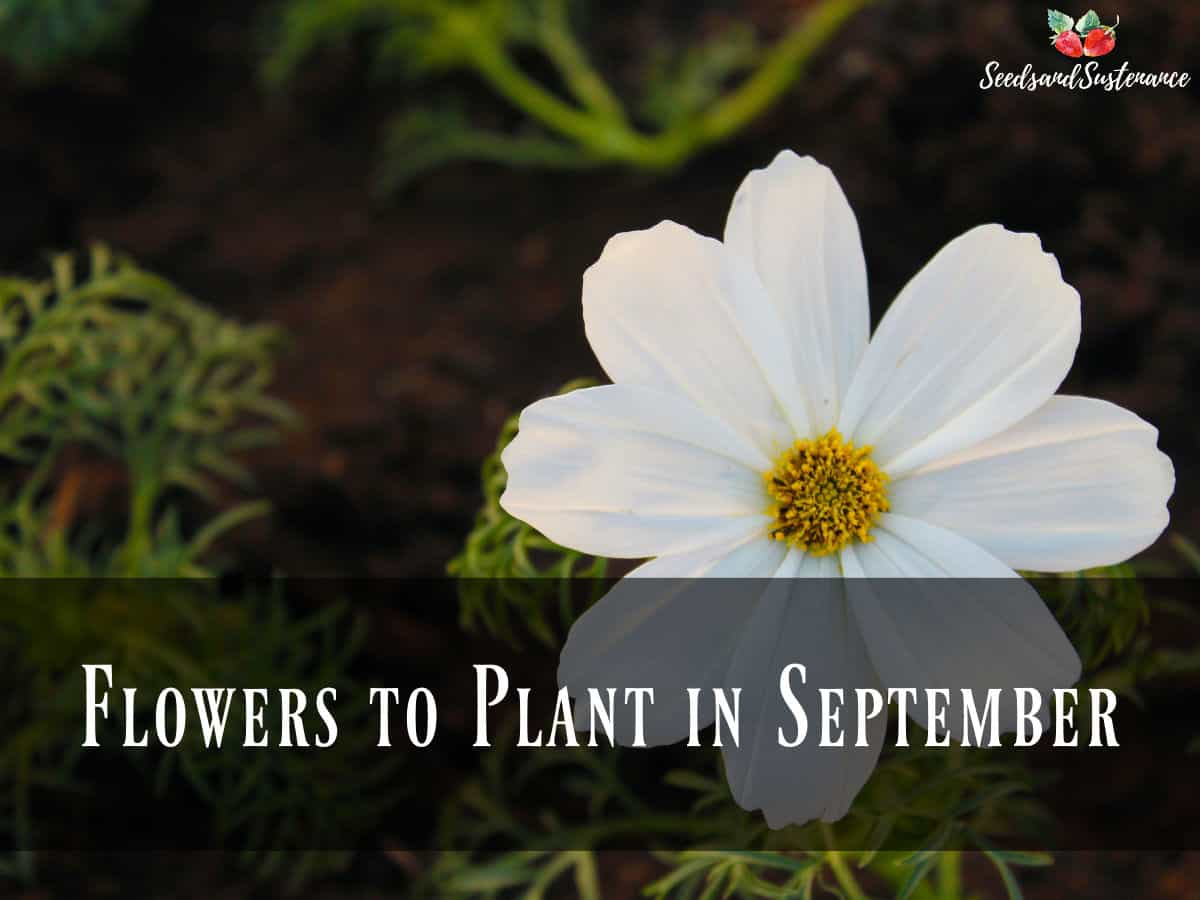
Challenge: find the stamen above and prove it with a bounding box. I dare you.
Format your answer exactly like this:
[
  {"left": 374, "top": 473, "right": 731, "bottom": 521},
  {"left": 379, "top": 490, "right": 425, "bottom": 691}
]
[{"left": 764, "top": 429, "right": 889, "bottom": 556}]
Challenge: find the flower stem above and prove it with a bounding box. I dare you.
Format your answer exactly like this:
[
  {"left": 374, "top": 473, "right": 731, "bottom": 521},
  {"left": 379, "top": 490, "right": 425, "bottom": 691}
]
[
  {"left": 826, "top": 850, "right": 870, "bottom": 900},
  {"left": 537, "top": 0, "right": 628, "bottom": 123},
  {"left": 687, "top": 0, "right": 878, "bottom": 151},
  {"left": 822, "top": 823, "right": 869, "bottom": 900},
  {"left": 465, "top": 32, "right": 646, "bottom": 161},
  {"left": 938, "top": 851, "right": 963, "bottom": 898},
  {"left": 121, "top": 471, "right": 160, "bottom": 575}
]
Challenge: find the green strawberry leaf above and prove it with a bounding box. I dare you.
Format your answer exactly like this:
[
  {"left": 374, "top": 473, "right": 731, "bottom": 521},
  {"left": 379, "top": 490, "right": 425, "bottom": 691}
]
[
  {"left": 1075, "top": 10, "right": 1101, "bottom": 34},
  {"left": 1047, "top": 9, "right": 1075, "bottom": 34}
]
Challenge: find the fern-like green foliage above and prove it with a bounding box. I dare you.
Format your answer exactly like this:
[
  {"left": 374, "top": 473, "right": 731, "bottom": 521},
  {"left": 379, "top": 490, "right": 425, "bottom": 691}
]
[
  {"left": 0, "top": 0, "right": 149, "bottom": 75},
  {"left": 0, "top": 248, "right": 399, "bottom": 890},
  {"left": 416, "top": 718, "right": 1054, "bottom": 899},
  {"left": 263, "top": 0, "right": 877, "bottom": 193},
  {"left": 0, "top": 245, "right": 296, "bottom": 575}
]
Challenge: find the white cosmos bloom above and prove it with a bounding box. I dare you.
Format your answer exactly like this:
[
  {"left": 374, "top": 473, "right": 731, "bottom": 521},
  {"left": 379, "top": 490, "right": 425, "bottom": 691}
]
[{"left": 498, "top": 151, "right": 1175, "bottom": 827}]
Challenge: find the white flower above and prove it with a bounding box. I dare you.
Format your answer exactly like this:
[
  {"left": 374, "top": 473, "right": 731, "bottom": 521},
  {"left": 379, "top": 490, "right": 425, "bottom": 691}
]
[{"left": 498, "top": 151, "right": 1175, "bottom": 827}]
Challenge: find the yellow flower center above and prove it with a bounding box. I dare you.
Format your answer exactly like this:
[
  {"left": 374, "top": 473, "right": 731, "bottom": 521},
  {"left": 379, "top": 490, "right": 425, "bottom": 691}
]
[{"left": 764, "top": 429, "right": 889, "bottom": 556}]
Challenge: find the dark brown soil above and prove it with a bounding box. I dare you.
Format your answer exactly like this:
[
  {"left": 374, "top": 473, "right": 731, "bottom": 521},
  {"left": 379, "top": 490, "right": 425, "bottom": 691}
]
[{"left": 2, "top": 0, "right": 1198, "bottom": 896}]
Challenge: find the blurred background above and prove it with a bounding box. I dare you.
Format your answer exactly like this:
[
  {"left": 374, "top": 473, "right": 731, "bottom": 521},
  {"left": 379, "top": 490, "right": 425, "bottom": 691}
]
[
  {"left": 1, "top": 0, "right": 1197, "bottom": 576},
  {"left": 0, "top": 0, "right": 1198, "bottom": 896}
]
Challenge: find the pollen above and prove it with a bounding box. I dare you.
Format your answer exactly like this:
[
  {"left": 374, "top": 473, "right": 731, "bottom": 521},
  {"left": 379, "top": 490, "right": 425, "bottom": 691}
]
[{"left": 764, "top": 429, "right": 889, "bottom": 556}]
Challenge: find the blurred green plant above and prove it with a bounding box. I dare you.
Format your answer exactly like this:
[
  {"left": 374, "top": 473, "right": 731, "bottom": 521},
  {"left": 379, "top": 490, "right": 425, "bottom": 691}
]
[
  {"left": 262, "top": 0, "right": 876, "bottom": 193},
  {"left": 439, "top": 386, "right": 1200, "bottom": 899},
  {"left": 0, "top": 245, "right": 296, "bottom": 575},
  {"left": 0, "top": 0, "right": 149, "bottom": 76},
  {"left": 0, "top": 248, "right": 397, "bottom": 890}
]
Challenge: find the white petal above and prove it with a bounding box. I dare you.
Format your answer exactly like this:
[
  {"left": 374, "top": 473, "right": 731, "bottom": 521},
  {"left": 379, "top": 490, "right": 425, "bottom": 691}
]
[
  {"left": 849, "top": 514, "right": 1022, "bottom": 578},
  {"left": 843, "top": 515, "right": 1081, "bottom": 741},
  {"left": 625, "top": 532, "right": 790, "bottom": 579},
  {"left": 838, "top": 225, "right": 1081, "bottom": 476},
  {"left": 722, "top": 552, "right": 886, "bottom": 827},
  {"left": 501, "top": 384, "right": 771, "bottom": 558},
  {"left": 724, "top": 152, "right": 870, "bottom": 433},
  {"left": 559, "top": 536, "right": 787, "bottom": 747},
  {"left": 889, "top": 396, "right": 1174, "bottom": 571},
  {"left": 583, "top": 220, "right": 808, "bottom": 455}
]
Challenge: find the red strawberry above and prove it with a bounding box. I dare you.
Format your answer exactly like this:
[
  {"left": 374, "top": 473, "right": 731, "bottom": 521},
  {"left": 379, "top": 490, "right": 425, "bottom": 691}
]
[
  {"left": 1084, "top": 25, "right": 1117, "bottom": 57},
  {"left": 1053, "top": 30, "right": 1084, "bottom": 57}
]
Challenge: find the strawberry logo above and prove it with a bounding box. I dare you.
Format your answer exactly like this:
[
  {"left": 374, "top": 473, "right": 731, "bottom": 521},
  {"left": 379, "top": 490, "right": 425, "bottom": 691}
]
[
  {"left": 1053, "top": 29, "right": 1084, "bottom": 58},
  {"left": 1048, "top": 9, "right": 1119, "bottom": 58},
  {"left": 1084, "top": 19, "right": 1119, "bottom": 56}
]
